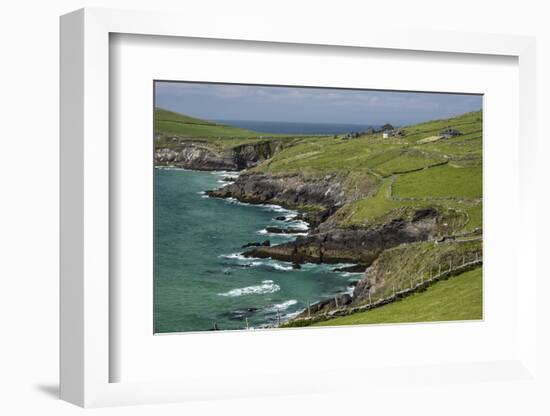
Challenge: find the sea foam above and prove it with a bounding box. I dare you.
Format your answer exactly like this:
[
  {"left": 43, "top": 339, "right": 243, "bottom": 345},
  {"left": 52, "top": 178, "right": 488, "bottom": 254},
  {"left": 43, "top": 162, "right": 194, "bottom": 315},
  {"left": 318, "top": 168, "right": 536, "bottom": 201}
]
[
  {"left": 218, "top": 280, "right": 280, "bottom": 297},
  {"left": 265, "top": 299, "right": 298, "bottom": 312}
]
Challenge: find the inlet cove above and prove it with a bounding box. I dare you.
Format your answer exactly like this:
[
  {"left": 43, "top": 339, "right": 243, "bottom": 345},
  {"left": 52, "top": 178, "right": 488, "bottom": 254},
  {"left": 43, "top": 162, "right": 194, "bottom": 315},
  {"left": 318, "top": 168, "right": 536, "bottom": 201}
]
[
  {"left": 154, "top": 93, "right": 483, "bottom": 332},
  {"left": 155, "top": 168, "right": 361, "bottom": 332}
]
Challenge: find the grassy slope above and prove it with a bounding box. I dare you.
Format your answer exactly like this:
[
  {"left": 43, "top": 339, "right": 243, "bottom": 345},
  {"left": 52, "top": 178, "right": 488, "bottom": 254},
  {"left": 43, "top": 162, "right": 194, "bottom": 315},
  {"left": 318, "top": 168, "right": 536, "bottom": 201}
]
[
  {"left": 154, "top": 108, "right": 299, "bottom": 149},
  {"left": 312, "top": 267, "right": 482, "bottom": 327},
  {"left": 255, "top": 110, "right": 482, "bottom": 233},
  {"left": 155, "top": 107, "right": 262, "bottom": 137}
]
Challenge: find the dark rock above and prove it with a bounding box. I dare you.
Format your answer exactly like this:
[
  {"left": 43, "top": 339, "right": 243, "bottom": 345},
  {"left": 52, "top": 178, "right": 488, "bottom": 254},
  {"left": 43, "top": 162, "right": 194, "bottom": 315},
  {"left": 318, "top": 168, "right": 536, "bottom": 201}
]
[
  {"left": 242, "top": 242, "right": 261, "bottom": 248},
  {"left": 207, "top": 172, "right": 346, "bottom": 213},
  {"left": 241, "top": 240, "right": 270, "bottom": 248},
  {"left": 265, "top": 226, "right": 305, "bottom": 234},
  {"left": 412, "top": 208, "right": 438, "bottom": 222},
  {"left": 275, "top": 216, "right": 287, "bottom": 221},
  {"left": 244, "top": 216, "right": 438, "bottom": 265},
  {"left": 220, "top": 307, "right": 260, "bottom": 321},
  {"left": 296, "top": 293, "right": 353, "bottom": 318},
  {"left": 333, "top": 264, "right": 366, "bottom": 273},
  {"left": 292, "top": 263, "right": 302, "bottom": 269}
]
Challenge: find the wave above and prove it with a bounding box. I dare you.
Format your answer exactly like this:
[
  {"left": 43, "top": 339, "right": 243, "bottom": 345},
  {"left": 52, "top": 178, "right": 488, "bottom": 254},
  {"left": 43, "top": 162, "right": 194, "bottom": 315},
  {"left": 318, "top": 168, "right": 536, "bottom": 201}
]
[
  {"left": 218, "top": 280, "right": 280, "bottom": 297},
  {"left": 223, "top": 197, "right": 251, "bottom": 206},
  {"left": 156, "top": 166, "right": 189, "bottom": 171},
  {"left": 286, "top": 219, "right": 309, "bottom": 230},
  {"left": 282, "top": 310, "right": 302, "bottom": 320},
  {"left": 221, "top": 173, "right": 239, "bottom": 180},
  {"left": 265, "top": 299, "right": 298, "bottom": 312},
  {"left": 228, "top": 258, "right": 295, "bottom": 272},
  {"left": 256, "top": 229, "right": 307, "bottom": 237},
  {"left": 270, "top": 262, "right": 294, "bottom": 271},
  {"left": 339, "top": 271, "right": 364, "bottom": 278},
  {"left": 220, "top": 252, "right": 251, "bottom": 261},
  {"left": 261, "top": 204, "right": 296, "bottom": 214}
]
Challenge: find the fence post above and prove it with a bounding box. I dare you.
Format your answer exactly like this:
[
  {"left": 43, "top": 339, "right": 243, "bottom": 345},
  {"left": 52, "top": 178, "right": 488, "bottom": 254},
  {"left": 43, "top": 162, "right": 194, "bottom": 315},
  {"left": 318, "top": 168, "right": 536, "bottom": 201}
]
[
  {"left": 438, "top": 265, "right": 441, "bottom": 275},
  {"left": 245, "top": 317, "right": 249, "bottom": 330},
  {"left": 335, "top": 296, "right": 339, "bottom": 309},
  {"left": 277, "top": 310, "right": 281, "bottom": 326},
  {"left": 307, "top": 301, "right": 311, "bottom": 318},
  {"left": 449, "top": 259, "right": 452, "bottom": 271}
]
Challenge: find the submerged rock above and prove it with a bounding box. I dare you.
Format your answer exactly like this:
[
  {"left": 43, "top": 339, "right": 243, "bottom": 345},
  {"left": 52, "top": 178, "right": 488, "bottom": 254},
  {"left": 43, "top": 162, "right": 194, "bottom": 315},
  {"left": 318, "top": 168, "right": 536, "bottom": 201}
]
[{"left": 241, "top": 240, "right": 271, "bottom": 248}]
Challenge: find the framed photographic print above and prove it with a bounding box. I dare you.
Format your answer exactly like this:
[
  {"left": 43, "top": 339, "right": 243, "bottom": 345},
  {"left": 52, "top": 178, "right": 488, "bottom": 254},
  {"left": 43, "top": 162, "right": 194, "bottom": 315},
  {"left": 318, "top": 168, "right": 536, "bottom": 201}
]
[{"left": 60, "top": 7, "right": 539, "bottom": 408}]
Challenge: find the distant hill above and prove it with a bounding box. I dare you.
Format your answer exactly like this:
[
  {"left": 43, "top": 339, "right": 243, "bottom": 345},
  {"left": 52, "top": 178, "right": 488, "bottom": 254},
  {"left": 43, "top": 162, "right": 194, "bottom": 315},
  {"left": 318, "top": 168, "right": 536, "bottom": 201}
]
[{"left": 154, "top": 107, "right": 264, "bottom": 139}]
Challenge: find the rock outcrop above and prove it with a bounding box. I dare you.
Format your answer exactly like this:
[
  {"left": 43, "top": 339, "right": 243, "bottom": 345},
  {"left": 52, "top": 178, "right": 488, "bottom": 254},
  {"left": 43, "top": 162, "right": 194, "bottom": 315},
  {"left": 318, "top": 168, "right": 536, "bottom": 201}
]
[
  {"left": 155, "top": 140, "right": 284, "bottom": 171},
  {"left": 243, "top": 212, "right": 439, "bottom": 265},
  {"left": 208, "top": 172, "right": 346, "bottom": 206},
  {"left": 207, "top": 172, "right": 348, "bottom": 227}
]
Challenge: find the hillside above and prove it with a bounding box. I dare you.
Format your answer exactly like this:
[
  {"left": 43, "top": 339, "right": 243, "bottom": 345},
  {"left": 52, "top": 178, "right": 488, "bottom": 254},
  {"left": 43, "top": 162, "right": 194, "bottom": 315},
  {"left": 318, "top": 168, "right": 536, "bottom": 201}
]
[
  {"left": 154, "top": 107, "right": 296, "bottom": 151},
  {"left": 311, "top": 266, "right": 482, "bottom": 327}
]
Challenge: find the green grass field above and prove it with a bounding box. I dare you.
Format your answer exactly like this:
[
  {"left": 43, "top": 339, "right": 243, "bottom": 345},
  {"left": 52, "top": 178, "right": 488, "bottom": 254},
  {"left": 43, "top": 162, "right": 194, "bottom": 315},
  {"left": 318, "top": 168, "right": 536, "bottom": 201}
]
[
  {"left": 393, "top": 164, "right": 482, "bottom": 199},
  {"left": 312, "top": 267, "right": 482, "bottom": 327},
  {"left": 155, "top": 107, "right": 263, "bottom": 138}
]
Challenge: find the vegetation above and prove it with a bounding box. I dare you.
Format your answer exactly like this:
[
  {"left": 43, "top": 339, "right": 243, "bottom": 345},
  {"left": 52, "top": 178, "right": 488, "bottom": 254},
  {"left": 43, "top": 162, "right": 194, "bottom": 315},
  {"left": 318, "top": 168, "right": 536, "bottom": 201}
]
[
  {"left": 252, "top": 110, "right": 482, "bottom": 232},
  {"left": 311, "top": 267, "right": 482, "bottom": 327},
  {"left": 155, "top": 107, "right": 262, "bottom": 138},
  {"left": 393, "top": 164, "right": 482, "bottom": 199}
]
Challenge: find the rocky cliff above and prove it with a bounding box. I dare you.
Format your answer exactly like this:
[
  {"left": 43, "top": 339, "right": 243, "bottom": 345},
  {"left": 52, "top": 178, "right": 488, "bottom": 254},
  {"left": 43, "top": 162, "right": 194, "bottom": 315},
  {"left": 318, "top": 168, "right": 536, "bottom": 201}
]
[
  {"left": 243, "top": 212, "right": 439, "bottom": 265},
  {"left": 155, "top": 140, "right": 284, "bottom": 171}
]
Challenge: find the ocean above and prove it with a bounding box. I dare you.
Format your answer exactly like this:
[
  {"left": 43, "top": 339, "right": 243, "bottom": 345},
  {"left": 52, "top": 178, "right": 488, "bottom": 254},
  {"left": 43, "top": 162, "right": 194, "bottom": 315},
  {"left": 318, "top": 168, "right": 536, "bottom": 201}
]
[
  {"left": 215, "top": 119, "right": 380, "bottom": 135},
  {"left": 154, "top": 168, "right": 362, "bottom": 333}
]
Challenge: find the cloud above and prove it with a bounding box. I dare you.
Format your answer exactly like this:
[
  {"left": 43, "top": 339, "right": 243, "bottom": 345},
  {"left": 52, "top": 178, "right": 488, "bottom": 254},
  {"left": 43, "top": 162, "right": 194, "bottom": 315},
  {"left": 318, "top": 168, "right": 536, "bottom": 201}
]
[{"left": 154, "top": 81, "right": 482, "bottom": 125}]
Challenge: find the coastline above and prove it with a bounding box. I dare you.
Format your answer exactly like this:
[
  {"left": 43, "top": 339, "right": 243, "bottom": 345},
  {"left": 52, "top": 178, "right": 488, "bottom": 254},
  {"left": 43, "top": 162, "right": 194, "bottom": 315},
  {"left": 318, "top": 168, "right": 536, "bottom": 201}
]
[
  {"left": 198, "top": 168, "right": 363, "bottom": 328},
  {"left": 155, "top": 165, "right": 361, "bottom": 329}
]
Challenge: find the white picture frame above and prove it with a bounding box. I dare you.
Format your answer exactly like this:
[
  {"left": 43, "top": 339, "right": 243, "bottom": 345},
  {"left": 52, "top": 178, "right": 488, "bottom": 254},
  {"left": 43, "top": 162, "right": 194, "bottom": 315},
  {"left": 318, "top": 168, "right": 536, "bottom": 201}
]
[{"left": 60, "top": 7, "right": 538, "bottom": 408}]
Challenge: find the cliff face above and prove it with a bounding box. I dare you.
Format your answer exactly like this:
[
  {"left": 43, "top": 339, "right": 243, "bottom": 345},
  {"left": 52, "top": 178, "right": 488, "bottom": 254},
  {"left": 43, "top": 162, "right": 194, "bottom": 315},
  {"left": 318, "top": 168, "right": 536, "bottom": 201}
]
[
  {"left": 243, "top": 214, "right": 439, "bottom": 265},
  {"left": 155, "top": 140, "right": 284, "bottom": 171},
  {"left": 351, "top": 238, "right": 482, "bottom": 305},
  {"left": 207, "top": 172, "right": 346, "bottom": 225},
  {"left": 207, "top": 167, "right": 442, "bottom": 266}
]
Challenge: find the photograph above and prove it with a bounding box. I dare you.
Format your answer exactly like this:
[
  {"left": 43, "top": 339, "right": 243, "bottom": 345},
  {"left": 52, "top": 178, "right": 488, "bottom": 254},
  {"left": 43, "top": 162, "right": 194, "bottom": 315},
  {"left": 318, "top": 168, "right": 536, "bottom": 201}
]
[{"left": 153, "top": 82, "right": 483, "bottom": 333}]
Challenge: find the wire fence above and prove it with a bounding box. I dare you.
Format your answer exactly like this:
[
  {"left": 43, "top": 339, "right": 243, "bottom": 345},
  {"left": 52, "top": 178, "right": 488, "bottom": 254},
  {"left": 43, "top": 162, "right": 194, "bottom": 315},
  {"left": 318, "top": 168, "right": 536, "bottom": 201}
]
[{"left": 289, "top": 252, "right": 483, "bottom": 326}]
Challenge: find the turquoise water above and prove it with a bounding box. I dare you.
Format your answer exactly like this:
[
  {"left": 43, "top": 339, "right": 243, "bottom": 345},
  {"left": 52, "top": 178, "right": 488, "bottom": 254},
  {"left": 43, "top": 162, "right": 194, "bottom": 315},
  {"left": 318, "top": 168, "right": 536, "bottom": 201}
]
[{"left": 154, "top": 168, "right": 361, "bottom": 333}]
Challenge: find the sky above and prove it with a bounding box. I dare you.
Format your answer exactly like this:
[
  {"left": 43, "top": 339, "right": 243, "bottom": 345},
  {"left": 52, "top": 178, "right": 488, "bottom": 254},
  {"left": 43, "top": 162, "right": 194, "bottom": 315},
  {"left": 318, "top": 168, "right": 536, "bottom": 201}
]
[{"left": 155, "top": 81, "right": 482, "bottom": 126}]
